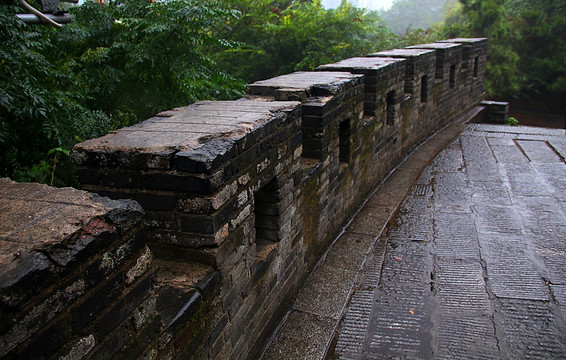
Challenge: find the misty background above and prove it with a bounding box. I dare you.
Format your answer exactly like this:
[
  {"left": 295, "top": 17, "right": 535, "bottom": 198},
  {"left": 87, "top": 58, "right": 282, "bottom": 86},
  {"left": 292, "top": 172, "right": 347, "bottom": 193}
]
[{"left": 322, "top": 0, "right": 457, "bottom": 34}]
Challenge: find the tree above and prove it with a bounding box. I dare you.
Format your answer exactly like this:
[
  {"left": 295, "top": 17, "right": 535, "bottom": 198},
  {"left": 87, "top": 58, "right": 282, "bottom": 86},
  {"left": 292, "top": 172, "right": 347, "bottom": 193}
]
[
  {"left": 213, "top": 0, "right": 398, "bottom": 83},
  {"left": 442, "top": 0, "right": 566, "bottom": 109},
  {"left": 0, "top": 6, "right": 110, "bottom": 184},
  {"left": 443, "top": 0, "right": 521, "bottom": 100},
  {"left": 1, "top": 0, "right": 245, "bottom": 184}
]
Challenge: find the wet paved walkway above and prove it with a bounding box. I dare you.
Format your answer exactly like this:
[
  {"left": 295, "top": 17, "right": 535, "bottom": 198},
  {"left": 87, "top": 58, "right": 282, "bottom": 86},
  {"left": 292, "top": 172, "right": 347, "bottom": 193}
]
[{"left": 262, "top": 122, "right": 566, "bottom": 359}]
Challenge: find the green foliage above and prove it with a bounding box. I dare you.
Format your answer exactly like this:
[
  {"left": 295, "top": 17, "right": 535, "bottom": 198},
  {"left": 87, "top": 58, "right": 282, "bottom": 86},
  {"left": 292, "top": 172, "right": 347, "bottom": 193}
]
[
  {"left": 442, "top": 0, "right": 566, "bottom": 109},
  {"left": 214, "top": 0, "right": 398, "bottom": 82},
  {"left": 443, "top": 0, "right": 522, "bottom": 100},
  {"left": 1, "top": 0, "right": 245, "bottom": 185},
  {"left": 506, "top": 116, "right": 519, "bottom": 126},
  {"left": 0, "top": 6, "right": 111, "bottom": 184},
  {"left": 58, "top": 0, "right": 246, "bottom": 122}
]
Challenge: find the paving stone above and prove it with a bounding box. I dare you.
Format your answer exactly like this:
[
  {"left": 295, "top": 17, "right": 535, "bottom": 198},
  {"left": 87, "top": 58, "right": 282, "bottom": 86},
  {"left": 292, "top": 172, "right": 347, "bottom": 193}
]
[
  {"left": 535, "top": 248, "right": 566, "bottom": 285},
  {"left": 292, "top": 264, "right": 357, "bottom": 320},
  {"left": 490, "top": 143, "right": 533, "bottom": 174},
  {"left": 473, "top": 204, "right": 523, "bottom": 235},
  {"left": 261, "top": 310, "right": 335, "bottom": 360},
  {"left": 549, "top": 141, "right": 566, "bottom": 159},
  {"left": 517, "top": 140, "right": 564, "bottom": 163},
  {"left": 436, "top": 314, "right": 499, "bottom": 359},
  {"left": 517, "top": 196, "right": 566, "bottom": 229},
  {"left": 333, "top": 289, "right": 374, "bottom": 358},
  {"left": 429, "top": 139, "right": 464, "bottom": 173},
  {"left": 460, "top": 134, "right": 500, "bottom": 181},
  {"left": 531, "top": 163, "right": 566, "bottom": 201},
  {"left": 551, "top": 285, "right": 566, "bottom": 315},
  {"left": 345, "top": 206, "right": 392, "bottom": 237},
  {"left": 433, "top": 212, "right": 480, "bottom": 260},
  {"left": 433, "top": 172, "right": 471, "bottom": 212},
  {"left": 477, "top": 233, "right": 548, "bottom": 300},
  {"left": 470, "top": 179, "right": 512, "bottom": 205},
  {"left": 507, "top": 172, "right": 551, "bottom": 197},
  {"left": 435, "top": 259, "right": 491, "bottom": 314},
  {"left": 323, "top": 232, "right": 376, "bottom": 272},
  {"left": 365, "top": 290, "right": 434, "bottom": 358},
  {"left": 495, "top": 299, "right": 566, "bottom": 358}
]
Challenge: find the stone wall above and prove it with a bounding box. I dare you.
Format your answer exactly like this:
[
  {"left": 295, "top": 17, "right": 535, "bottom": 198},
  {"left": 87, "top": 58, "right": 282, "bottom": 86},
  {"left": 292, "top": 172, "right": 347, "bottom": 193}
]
[
  {"left": 0, "top": 38, "right": 487, "bottom": 359},
  {"left": 0, "top": 178, "right": 153, "bottom": 359}
]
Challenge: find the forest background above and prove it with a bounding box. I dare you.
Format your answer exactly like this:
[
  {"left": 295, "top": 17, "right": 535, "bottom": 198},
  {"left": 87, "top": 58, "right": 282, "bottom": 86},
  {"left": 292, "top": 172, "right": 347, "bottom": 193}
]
[{"left": 1, "top": 0, "right": 565, "bottom": 186}]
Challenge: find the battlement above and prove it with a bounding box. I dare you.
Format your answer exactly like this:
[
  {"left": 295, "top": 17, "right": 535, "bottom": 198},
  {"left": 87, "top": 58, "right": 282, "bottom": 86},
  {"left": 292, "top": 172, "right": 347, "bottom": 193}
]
[{"left": 1, "top": 38, "right": 491, "bottom": 359}]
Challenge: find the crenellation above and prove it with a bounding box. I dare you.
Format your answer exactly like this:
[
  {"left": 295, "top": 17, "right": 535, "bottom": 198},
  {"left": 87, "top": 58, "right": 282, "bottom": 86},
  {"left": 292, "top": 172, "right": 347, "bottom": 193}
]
[{"left": 1, "top": 38, "right": 489, "bottom": 360}]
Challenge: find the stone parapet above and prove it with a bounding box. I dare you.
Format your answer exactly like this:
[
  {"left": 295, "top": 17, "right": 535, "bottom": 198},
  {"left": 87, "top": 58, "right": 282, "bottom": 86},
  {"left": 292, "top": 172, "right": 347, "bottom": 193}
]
[
  {"left": 72, "top": 99, "right": 305, "bottom": 359},
  {"left": 317, "top": 57, "right": 406, "bottom": 117},
  {"left": 438, "top": 38, "right": 488, "bottom": 98},
  {"left": 408, "top": 42, "right": 463, "bottom": 83},
  {"left": 0, "top": 38, "right": 489, "bottom": 360},
  {"left": 247, "top": 71, "right": 364, "bottom": 159},
  {"left": 367, "top": 48, "right": 436, "bottom": 101}
]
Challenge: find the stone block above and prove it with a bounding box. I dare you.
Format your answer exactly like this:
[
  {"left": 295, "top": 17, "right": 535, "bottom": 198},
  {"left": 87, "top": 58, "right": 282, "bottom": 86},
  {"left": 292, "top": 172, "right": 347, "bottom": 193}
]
[
  {"left": 156, "top": 286, "right": 202, "bottom": 333},
  {"left": 407, "top": 42, "right": 462, "bottom": 80},
  {"left": 70, "top": 271, "right": 124, "bottom": 333},
  {"left": 96, "top": 274, "right": 154, "bottom": 340},
  {"left": 16, "top": 318, "right": 70, "bottom": 359},
  {"left": 85, "top": 231, "right": 146, "bottom": 284}
]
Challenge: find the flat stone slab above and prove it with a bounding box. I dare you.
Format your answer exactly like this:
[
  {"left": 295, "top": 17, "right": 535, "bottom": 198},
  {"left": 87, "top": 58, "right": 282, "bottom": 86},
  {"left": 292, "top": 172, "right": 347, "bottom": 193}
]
[
  {"left": 71, "top": 99, "right": 299, "bottom": 170},
  {"left": 408, "top": 42, "right": 462, "bottom": 50},
  {"left": 317, "top": 57, "right": 405, "bottom": 71},
  {"left": 368, "top": 48, "right": 435, "bottom": 58},
  {"left": 0, "top": 178, "right": 143, "bottom": 308},
  {"left": 438, "top": 37, "right": 488, "bottom": 44},
  {"left": 246, "top": 71, "right": 363, "bottom": 100}
]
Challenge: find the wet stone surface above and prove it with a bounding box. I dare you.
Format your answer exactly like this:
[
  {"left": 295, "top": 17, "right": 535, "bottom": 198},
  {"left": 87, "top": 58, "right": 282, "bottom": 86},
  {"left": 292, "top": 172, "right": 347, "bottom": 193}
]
[{"left": 332, "top": 124, "right": 566, "bottom": 359}]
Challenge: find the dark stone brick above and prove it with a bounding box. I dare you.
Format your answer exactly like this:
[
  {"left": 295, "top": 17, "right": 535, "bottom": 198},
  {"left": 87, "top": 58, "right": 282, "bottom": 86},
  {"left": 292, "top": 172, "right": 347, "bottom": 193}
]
[
  {"left": 157, "top": 286, "right": 202, "bottom": 333},
  {"left": 178, "top": 197, "right": 238, "bottom": 235},
  {"left": 222, "top": 283, "right": 243, "bottom": 314},
  {"left": 115, "top": 316, "right": 161, "bottom": 360},
  {"left": 196, "top": 272, "right": 220, "bottom": 301},
  {"left": 175, "top": 323, "right": 206, "bottom": 360},
  {"left": 46, "top": 230, "right": 116, "bottom": 271},
  {"left": 85, "top": 231, "right": 146, "bottom": 285},
  {"left": 289, "top": 132, "right": 303, "bottom": 151},
  {"left": 16, "top": 318, "right": 69, "bottom": 360},
  {"left": 76, "top": 168, "right": 101, "bottom": 185},
  {"left": 232, "top": 146, "right": 259, "bottom": 174},
  {"left": 175, "top": 138, "right": 237, "bottom": 174},
  {"left": 143, "top": 173, "right": 215, "bottom": 195},
  {"left": 103, "top": 197, "right": 145, "bottom": 234},
  {"left": 303, "top": 113, "right": 334, "bottom": 128},
  {"left": 303, "top": 134, "right": 332, "bottom": 153},
  {"left": 146, "top": 239, "right": 217, "bottom": 267},
  {"left": 252, "top": 118, "right": 279, "bottom": 143},
  {"left": 301, "top": 103, "right": 327, "bottom": 116},
  {"left": 208, "top": 314, "right": 228, "bottom": 348},
  {"left": 135, "top": 193, "right": 177, "bottom": 212},
  {"left": 96, "top": 275, "right": 153, "bottom": 340},
  {"left": 88, "top": 321, "right": 130, "bottom": 360},
  {"left": 259, "top": 135, "right": 276, "bottom": 154},
  {"left": 99, "top": 169, "right": 142, "bottom": 188},
  {"left": 242, "top": 260, "right": 267, "bottom": 298},
  {"left": 71, "top": 271, "right": 123, "bottom": 333},
  {"left": 0, "top": 251, "right": 55, "bottom": 310}
]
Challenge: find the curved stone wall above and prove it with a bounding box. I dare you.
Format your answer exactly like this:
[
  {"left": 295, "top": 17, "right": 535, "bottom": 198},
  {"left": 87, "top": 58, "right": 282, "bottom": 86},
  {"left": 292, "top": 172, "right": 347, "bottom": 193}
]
[{"left": 1, "top": 38, "right": 487, "bottom": 359}]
